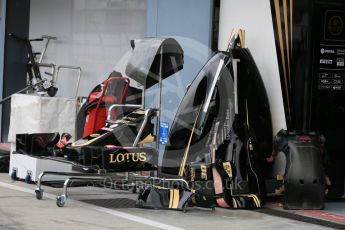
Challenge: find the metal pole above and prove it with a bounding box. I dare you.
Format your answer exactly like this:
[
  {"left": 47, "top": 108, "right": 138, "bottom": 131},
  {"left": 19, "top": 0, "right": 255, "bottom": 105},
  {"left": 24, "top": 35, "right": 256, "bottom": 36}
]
[
  {"left": 156, "top": 46, "right": 163, "bottom": 152},
  {"left": 0, "top": 79, "right": 46, "bottom": 104},
  {"left": 232, "top": 59, "right": 240, "bottom": 115},
  {"left": 38, "top": 36, "right": 57, "bottom": 64},
  {"left": 133, "top": 109, "right": 154, "bottom": 147},
  {"left": 107, "top": 104, "right": 143, "bottom": 122},
  {"left": 56, "top": 65, "right": 82, "bottom": 98}
]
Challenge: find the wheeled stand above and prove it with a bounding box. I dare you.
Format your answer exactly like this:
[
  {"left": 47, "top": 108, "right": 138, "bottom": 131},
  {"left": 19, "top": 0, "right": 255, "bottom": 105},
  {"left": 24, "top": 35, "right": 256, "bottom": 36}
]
[{"left": 35, "top": 171, "right": 148, "bottom": 207}]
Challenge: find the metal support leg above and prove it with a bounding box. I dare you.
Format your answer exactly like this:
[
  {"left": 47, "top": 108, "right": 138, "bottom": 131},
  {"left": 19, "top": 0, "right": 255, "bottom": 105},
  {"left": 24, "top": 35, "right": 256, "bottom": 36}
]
[
  {"left": 35, "top": 171, "right": 105, "bottom": 200},
  {"left": 56, "top": 176, "right": 108, "bottom": 207}
]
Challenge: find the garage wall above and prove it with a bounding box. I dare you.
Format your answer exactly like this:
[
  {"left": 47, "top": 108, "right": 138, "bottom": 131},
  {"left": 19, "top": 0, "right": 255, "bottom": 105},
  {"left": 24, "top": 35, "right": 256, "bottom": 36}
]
[
  {"left": 0, "top": 0, "right": 6, "bottom": 140},
  {"left": 1, "top": 0, "right": 31, "bottom": 142},
  {"left": 218, "top": 0, "right": 287, "bottom": 135},
  {"left": 29, "top": 0, "right": 146, "bottom": 98},
  {"left": 146, "top": 0, "right": 214, "bottom": 168},
  {"left": 146, "top": 0, "right": 213, "bottom": 88},
  {"left": 146, "top": 0, "right": 213, "bottom": 121}
]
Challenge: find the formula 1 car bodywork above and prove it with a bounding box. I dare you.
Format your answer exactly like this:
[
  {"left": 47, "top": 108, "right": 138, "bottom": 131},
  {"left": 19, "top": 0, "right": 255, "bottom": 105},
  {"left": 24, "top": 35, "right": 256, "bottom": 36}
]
[
  {"left": 139, "top": 29, "right": 273, "bottom": 210},
  {"left": 14, "top": 37, "right": 184, "bottom": 173},
  {"left": 161, "top": 48, "right": 273, "bottom": 199}
]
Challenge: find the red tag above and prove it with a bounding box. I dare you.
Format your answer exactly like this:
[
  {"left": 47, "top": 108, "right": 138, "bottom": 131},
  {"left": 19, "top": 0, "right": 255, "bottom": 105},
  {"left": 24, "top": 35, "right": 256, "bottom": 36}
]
[{"left": 296, "top": 135, "right": 312, "bottom": 142}]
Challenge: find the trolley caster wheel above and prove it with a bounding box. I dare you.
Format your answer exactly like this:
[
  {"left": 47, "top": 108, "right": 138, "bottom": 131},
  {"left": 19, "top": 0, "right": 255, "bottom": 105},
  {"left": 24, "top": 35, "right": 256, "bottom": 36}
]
[
  {"left": 10, "top": 170, "right": 18, "bottom": 181},
  {"left": 56, "top": 195, "right": 66, "bottom": 207},
  {"left": 25, "top": 174, "right": 31, "bottom": 184},
  {"left": 35, "top": 188, "right": 43, "bottom": 200},
  {"left": 211, "top": 206, "right": 216, "bottom": 211}
]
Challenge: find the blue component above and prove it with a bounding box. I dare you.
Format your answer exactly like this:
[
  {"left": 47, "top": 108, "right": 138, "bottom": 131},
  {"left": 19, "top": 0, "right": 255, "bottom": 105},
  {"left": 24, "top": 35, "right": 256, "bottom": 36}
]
[
  {"left": 11, "top": 170, "right": 17, "bottom": 181},
  {"left": 159, "top": 122, "right": 169, "bottom": 145},
  {"left": 25, "top": 174, "right": 31, "bottom": 184}
]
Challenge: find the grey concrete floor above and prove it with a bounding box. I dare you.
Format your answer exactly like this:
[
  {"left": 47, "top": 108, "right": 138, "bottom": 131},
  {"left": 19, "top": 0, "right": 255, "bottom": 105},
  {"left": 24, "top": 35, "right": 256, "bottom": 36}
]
[{"left": 0, "top": 173, "right": 333, "bottom": 230}]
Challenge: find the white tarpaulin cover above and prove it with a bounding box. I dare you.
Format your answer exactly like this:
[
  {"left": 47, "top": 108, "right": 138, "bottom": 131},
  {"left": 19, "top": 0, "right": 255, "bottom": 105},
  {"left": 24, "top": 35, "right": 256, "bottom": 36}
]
[{"left": 8, "top": 94, "right": 76, "bottom": 143}]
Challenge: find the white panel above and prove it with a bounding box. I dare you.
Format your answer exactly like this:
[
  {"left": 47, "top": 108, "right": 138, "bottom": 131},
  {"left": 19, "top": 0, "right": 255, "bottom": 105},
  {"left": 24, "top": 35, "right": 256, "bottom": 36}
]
[
  {"left": 9, "top": 152, "right": 73, "bottom": 181},
  {"left": 29, "top": 0, "right": 146, "bottom": 97},
  {"left": 8, "top": 94, "right": 76, "bottom": 143},
  {"left": 218, "top": 0, "right": 287, "bottom": 135}
]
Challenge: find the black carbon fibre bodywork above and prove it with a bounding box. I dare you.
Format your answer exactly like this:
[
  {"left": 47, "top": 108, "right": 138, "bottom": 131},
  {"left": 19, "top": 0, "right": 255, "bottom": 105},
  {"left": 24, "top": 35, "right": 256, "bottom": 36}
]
[{"left": 161, "top": 49, "right": 272, "bottom": 180}]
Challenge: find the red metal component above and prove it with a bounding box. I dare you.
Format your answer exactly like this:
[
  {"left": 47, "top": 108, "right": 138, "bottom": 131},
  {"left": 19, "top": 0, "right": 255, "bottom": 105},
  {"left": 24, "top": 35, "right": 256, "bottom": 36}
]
[{"left": 83, "top": 77, "right": 130, "bottom": 137}]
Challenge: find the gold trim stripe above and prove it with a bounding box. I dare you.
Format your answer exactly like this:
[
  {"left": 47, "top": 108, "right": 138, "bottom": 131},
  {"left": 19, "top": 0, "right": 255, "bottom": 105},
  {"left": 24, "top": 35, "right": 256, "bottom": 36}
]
[
  {"left": 172, "top": 189, "right": 179, "bottom": 209},
  {"left": 227, "top": 28, "right": 245, "bottom": 50},
  {"left": 178, "top": 105, "right": 202, "bottom": 177},
  {"left": 232, "top": 198, "right": 238, "bottom": 209},
  {"left": 169, "top": 189, "right": 180, "bottom": 209},
  {"left": 169, "top": 189, "right": 179, "bottom": 209},
  {"left": 169, "top": 189, "right": 174, "bottom": 208},
  {"left": 223, "top": 162, "right": 233, "bottom": 178},
  {"left": 290, "top": 0, "right": 293, "bottom": 59},
  {"left": 246, "top": 194, "right": 260, "bottom": 208},
  {"left": 274, "top": 0, "right": 292, "bottom": 122},
  {"left": 226, "top": 29, "right": 234, "bottom": 50},
  {"left": 71, "top": 131, "right": 108, "bottom": 147},
  {"left": 238, "top": 28, "right": 244, "bottom": 48},
  {"left": 243, "top": 29, "right": 245, "bottom": 48},
  {"left": 251, "top": 194, "right": 261, "bottom": 208},
  {"left": 283, "top": 0, "right": 291, "bottom": 91}
]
